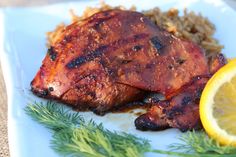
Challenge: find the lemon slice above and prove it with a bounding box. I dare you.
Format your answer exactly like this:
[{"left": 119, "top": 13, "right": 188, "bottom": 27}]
[
  {"left": 228, "top": 58, "right": 235, "bottom": 63},
  {"left": 200, "top": 59, "right": 236, "bottom": 146}
]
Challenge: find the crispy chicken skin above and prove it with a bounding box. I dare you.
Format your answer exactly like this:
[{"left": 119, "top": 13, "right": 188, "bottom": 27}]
[
  {"left": 31, "top": 9, "right": 226, "bottom": 130},
  {"left": 31, "top": 9, "right": 209, "bottom": 114},
  {"left": 135, "top": 76, "right": 208, "bottom": 132},
  {"left": 135, "top": 54, "right": 226, "bottom": 131}
]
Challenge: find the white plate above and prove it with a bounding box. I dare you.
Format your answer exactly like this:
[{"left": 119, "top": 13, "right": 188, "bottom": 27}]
[{"left": 0, "top": 0, "right": 236, "bottom": 157}]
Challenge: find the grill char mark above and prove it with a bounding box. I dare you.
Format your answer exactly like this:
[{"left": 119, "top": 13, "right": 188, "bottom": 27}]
[
  {"left": 149, "top": 36, "right": 164, "bottom": 55},
  {"left": 66, "top": 34, "right": 148, "bottom": 69}
]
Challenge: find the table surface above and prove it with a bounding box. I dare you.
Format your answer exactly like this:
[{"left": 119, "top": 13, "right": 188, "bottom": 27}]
[{"left": 0, "top": 0, "right": 236, "bottom": 157}]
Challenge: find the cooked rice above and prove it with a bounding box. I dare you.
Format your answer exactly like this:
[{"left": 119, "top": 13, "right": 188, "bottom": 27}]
[{"left": 47, "top": 2, "right": 223, "bottom": 57}]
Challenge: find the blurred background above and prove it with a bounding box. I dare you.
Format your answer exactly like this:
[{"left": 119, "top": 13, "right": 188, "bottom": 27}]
[
  {"left": 0, "top": 0, "right": 235, "bottom": 8},
  {"left": 0, "top": 0, "right": 78, "bottom": 6}
]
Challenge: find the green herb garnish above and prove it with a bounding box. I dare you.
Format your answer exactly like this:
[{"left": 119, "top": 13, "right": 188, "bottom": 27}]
[
  {"left": 169, "top": 131, "right": 236, "bottom": 155},
  {"left": 25, "top": 101, "right": 236, "bottom": 157},
  {"left": 25, "top": 101, "right": 151, "bottom": 157}
]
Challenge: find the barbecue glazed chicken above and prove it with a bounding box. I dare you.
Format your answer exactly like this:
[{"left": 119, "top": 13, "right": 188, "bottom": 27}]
[{"left": 31, "top": 10, "right": 226, "bottom": 131}]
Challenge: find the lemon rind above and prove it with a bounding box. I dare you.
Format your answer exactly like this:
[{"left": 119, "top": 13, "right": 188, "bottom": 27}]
[{"left": 200, "top": 60, "right": 236, "bottom": 146}]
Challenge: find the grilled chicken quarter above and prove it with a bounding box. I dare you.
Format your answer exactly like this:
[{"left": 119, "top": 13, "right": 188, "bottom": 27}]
[{"left": 31, "top": 9, "right": 226, "bottom": 131}]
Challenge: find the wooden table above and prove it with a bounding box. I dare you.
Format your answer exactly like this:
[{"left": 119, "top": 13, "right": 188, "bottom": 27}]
[{"left": 0, "top": 0, "right": 235, "bottom": 156}]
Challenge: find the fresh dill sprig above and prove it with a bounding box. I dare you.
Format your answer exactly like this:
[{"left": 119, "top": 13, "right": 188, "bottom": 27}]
[
  {"left": 152, "top": 149, "right": 236, "bottom": 157},
  {"left": 169, "top": 130, "right": 236, "bottom": 155},
  {"left": 51, "top": 121, "right": 150, "bottom": 157},
  {"left": 25, "top": 101, "right": 236, "bottom": 157},
  {"left": 25, "top": 101, "right": 82, "bottom": 131},
  {"left": 25, "top": 101, "right": 151, "bottom": 157}
]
